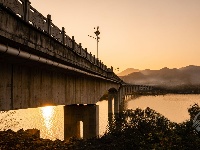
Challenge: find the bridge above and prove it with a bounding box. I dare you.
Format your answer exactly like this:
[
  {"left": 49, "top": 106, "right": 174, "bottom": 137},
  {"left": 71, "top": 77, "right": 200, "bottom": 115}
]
[{"left": 0, "top": 0, "right": 153, "bottom": 140}]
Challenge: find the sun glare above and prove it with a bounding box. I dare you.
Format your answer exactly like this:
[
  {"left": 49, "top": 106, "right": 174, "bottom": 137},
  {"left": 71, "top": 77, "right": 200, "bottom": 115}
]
[{"left": 41, "top": 106, "right": 55, "bottom": 130}]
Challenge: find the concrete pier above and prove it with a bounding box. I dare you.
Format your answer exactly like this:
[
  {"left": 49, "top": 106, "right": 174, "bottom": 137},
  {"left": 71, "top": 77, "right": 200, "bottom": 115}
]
[
  {"left": 108, "top": 88, "right": 119, "bottom": 130},
  {"left": 108, "top": 88, "right": 119, "bottom": 115},
  {"left": 64, "top": 104, "right": 99, "bottom": 140}
]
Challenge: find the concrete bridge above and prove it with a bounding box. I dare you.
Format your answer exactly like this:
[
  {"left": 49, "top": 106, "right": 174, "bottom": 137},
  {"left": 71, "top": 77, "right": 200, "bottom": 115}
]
[{"left": 0, "top": 0, "right": 153, "bottom": 140}]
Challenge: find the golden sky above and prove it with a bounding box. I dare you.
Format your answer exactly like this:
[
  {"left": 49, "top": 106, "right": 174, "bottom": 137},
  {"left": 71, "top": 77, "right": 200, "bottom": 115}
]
[{"left": 31, "top": 0, "right": 200, "bottom": 72}]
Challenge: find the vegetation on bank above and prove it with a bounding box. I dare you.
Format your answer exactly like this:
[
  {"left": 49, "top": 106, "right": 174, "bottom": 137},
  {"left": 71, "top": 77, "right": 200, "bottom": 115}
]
[
  {"left": 1, "top": 104, "right": 200, "bottom": 149},
  {"left": 135, "top": 85, "right": 200, "bottom": 95},
  {"left": 157, "top": 85, "right": 200, "bottom": 94}
]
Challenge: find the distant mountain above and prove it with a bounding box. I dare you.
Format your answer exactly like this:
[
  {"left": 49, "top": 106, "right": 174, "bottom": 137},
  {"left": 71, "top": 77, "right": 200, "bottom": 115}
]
[
  {"left": 120, "top": 65, "right": 200, "bottom": 87},
  {"left": 117, "top": 68, "right": 139, "bottom": 76}
]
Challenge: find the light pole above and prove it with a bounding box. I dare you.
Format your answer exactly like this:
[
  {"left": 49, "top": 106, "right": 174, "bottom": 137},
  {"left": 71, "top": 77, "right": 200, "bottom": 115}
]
[{"left": 88, "top": 26, "right": 100, "bottom": 59}]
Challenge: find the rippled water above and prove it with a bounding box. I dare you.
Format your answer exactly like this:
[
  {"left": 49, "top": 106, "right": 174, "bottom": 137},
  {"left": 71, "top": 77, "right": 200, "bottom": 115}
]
[{"left": 0, "top": 94, "right": 199, "bottom": 140}]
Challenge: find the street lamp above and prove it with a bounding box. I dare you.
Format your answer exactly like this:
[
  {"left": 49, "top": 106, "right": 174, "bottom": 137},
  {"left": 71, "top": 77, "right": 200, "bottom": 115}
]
[{"left": 88, "top": 26, "right": 100, "bottom": 59}]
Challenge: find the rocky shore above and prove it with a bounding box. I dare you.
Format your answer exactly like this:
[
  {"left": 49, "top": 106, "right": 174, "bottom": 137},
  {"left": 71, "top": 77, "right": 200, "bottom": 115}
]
[
  {"left": 0, "top": 129, "right": 71, "bottom": 149},
  {"left": 0, "top": 129, "right": 137, "bottom": 150}
]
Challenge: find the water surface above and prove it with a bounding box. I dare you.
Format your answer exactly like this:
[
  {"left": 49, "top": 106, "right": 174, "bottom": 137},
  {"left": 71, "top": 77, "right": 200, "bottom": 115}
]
[{"left": 0, "top": 94, "right": 199, "bottom": 140}]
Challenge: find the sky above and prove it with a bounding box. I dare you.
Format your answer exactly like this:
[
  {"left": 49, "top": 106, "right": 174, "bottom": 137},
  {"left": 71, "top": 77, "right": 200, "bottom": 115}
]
[{"left": 30, "top": 0, "right": 200, "bottom": 72}]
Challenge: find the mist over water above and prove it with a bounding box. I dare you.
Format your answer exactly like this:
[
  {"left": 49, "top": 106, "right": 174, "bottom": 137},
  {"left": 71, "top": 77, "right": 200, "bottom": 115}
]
[
  {"left": 120, "top": 66, "right": 200, "bottom": 87},
  {"left": 0, "top": 94, "right": 199, "bottom": 140}
]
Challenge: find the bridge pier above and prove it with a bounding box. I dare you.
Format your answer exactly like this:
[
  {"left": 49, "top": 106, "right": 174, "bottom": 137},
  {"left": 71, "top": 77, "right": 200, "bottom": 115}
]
[
  {"left": 108, "top": 90, "right": 119, "bottom": 115},
  {"left": 108, "top": 89, "right": 120, "bottom": 130},
  {"left": 64, "top": 104, "right": 99, "bottom": 140}
]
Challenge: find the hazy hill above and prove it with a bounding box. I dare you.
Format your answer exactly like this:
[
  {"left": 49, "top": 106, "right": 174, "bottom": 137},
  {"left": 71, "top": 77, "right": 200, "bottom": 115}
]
[
  {"left": 120, "top": 65, "right": 200, "bottom": 87},
  {"left": 117, "top": 68, "right": 139, "bottom": 76}
]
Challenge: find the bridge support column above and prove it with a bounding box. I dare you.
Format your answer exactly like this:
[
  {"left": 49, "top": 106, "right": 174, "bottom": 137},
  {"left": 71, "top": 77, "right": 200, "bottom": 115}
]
[
  {"left": 108, "top": 90, "right": 119, "bottom": 114},
  {"left": 64, "top": 104, "right": 99, "bottom": 140},
  {"left": 108, "top": 93, "right": 113, "bottom": 130},
  {"left": 114, "top": 93, "right": 119, "bottom": 115},
  {"left": 108, "top": 89, "right": 119, "bottom": 130},
  {"left": 119, "top": 98, "right": 125, "bottom": 113},
  {"left": 118, "top": 86, "right": 128, "bottom": 113}
]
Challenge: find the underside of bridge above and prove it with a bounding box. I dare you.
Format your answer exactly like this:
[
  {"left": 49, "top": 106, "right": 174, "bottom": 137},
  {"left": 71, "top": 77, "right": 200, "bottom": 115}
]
[
  {"left": 0, "top": 48, "right": 120, "bottom": 139},
  {"left": 0, "top": 4, "right": 120, "bottom": 110},
  {"left": 0, "top": 1, "right": 152, "bottom": 140},
  {"left": 0, "top": 56, "right": 120, "bottom": 110}
]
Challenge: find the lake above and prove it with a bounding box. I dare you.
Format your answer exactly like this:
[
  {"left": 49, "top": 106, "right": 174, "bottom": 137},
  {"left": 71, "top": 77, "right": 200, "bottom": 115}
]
[{"left": 0, "top": 94, "right": 199, "bottom": 140}]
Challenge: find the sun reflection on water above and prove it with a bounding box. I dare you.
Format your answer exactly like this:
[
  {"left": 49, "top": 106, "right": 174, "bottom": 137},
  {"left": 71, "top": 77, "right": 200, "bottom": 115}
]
[
  {"left": 39, "top": 105, "right": 64, "bottom": 140},
  {"left": 41, "top": 106, "right": 55, "bottom": 130}
]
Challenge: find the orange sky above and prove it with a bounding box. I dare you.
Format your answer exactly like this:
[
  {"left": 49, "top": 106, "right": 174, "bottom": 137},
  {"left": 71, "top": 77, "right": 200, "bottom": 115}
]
[{"left": 31, "top": 0, "right": 200, "bottom": 72}]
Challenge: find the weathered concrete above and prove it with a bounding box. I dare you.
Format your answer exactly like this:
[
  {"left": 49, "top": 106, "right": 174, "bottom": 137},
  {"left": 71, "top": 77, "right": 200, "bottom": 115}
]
[
  {"left": 0, "top": 61, "right": 119, "bottom": 110},
  {"left": 64, "top": 105, "right": 99, "bottom": 140}
]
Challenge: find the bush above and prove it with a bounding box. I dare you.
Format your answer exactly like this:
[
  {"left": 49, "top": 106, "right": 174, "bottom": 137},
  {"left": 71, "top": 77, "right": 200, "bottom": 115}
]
[{"left": 105, "top": 104, "right": 200, "bottom": 149}]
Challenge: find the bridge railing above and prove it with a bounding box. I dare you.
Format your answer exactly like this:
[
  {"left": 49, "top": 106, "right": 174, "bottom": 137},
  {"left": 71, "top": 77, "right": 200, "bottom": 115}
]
[
  {"left": 0, "top": 0, "right": 120, "bottom": 81},
  {"left": 118, "top": 84, "right": 154, "bottom": 103}
]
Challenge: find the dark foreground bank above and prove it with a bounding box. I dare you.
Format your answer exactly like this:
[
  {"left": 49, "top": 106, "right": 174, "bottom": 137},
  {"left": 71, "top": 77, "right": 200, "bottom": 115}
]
[{"left": 1, "top": 104, "right": 200, "bottom": 149}]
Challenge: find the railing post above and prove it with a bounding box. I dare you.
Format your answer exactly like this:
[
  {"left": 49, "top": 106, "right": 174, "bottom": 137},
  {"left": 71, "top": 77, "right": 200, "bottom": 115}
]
[
  {"left": 62, "top": 27, "right": 65, "bottom": 45},
  {"left": 72, "top": 36, "right": 75, "bottom": 51},
  {"left": 47, "top": 14, "right": 51, "bottom": 34},
  {"left": 93, "top": 55, "right": 95, "bottom": 64},
  {"left": 99, "top": 60, "right": 101, "bottom": 68},
  {"left": 96, "top": 58, "right": 99, "bottom": 66},
  {"left": 89, "top": 52, "right": 92, "bottom": 62},
  {"left": 85, "top": 48, "right": 87, "bottom": 58},
  {"left": 79, "top": 43, "right": 82, "bottom": 55},
  {"left": 23, "top": 0, "right": 30, "bottom": 22}
]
